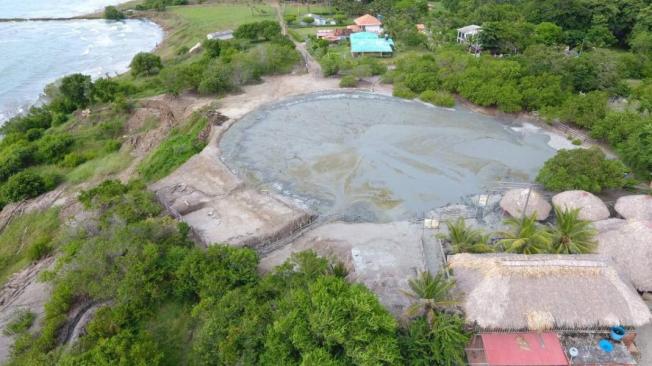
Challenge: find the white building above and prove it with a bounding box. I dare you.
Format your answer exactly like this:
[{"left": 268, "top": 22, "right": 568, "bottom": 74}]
[{"left": 456, "top": 24, "right": 482, "bottom": 44}]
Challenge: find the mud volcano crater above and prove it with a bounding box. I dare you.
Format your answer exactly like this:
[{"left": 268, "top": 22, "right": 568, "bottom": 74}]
[{"left": 219, "top": 92, "right": 556, "bottom": 222}]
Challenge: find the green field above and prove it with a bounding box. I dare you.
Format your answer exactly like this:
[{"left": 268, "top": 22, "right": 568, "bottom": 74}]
[
  {"left": 157, "top": 3, "right": 275, "bottom": 59},
  {"left": 282, "top": 3, "right": 333, "bottom": 16}
]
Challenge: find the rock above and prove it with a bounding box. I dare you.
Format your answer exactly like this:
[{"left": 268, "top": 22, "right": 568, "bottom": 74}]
[
  {"left": 188, "top": 42, "right": 202, "bottom": 54},
  {"left": 500, "top": 189, "right": 551, "bottom": 221},
  {"left": 552, "top": 190, "right": 610, "bottom": 221},
  {"left": 615, "top": 195, "right": 652, "bottom": 220}
]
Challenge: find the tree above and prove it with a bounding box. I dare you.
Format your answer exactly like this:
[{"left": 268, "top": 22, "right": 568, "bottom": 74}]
[
  {"left": 441, "top": 218, "right": 493, "bottom": 253},
  {"left": 519, "top": 73, "right": 567, "bottom": 110},
  {"left": 202, "top": 39, "right": 221, "bottom": 58},
  {"left": 404, "top": 271, "right": 456, "bottom": 326},
  {"left": 399, "top": 314, "right": 470, "bottom": 366},
  {"left": 620, "top": 124, "right": 652, "bottom": 180},
  {"left": 60, "top": 74, "right": 93, "bottom": 109},
  {"left": 497, "top": 215, "right": 553, "bottom": 254},
  {"left": 549, "top": 207, "right": 597, "bottom": 254},
  {"left": 130, "top": 52, "right": 163, "bottom": 77},
  {"left": 533, "top": 22, "right": 563, "bottom": 45},
  {"left": 536, "top": 148, "right": 626, "bottom": 193},
  {"left": 104, "top": 6, "right": 125, "bottom": 20}
]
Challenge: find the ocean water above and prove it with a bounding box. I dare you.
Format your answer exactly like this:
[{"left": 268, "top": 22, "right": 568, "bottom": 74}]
[
  {"left": 220, "top": 92, "right": 557, "bottom": 221},
  {"left": 0, "top": 0, "right": 127, "bottom": 18},
  {"left": 0, "top": 19, "right": 163, "bottom": 123}
]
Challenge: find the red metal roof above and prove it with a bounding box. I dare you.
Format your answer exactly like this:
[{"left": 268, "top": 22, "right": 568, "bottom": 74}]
[
  {"left": 481, "top": 332, "right": 569, "bottom": 366},
  {"left": 354, "top": 14, "right": 382, "bottom": 26}
]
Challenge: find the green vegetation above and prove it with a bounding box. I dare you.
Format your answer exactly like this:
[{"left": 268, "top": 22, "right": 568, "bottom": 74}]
[
  {"left": 549, "top": 207, "right": 598, "bottom": 254},
  {"left": 3, "top": 311, "right": 36, "bottom": 336},
  {"left": 0, "top": 208, "right": 61, "bottom": 285},
  {"left": 7, "top": 180, "right": 468, "bottom": 365},
  {"left": 439, "top": 218, "right": 494, "bottom": 254},
  {"left": 104, "top": 6, "right": 125, "bottom": 20},
  {"left": 420, "top": 90, "right": 456, "bottom": 108},
  {"left": 158, "top": 4, "right": 275, "bottom": 59},
  {"left": 498, "top": 215, "right": 554, "bottom": 254},
  {"left": 536, "top": 148, "right": 627, "bottom": 193},
  {"left": 339, "top": 74, "right": 358, "bottom": 87},
  {"left": 130, "top": 52, "right": 163, "bottom": 77},
  {"left": 139, "top": 113, "right": 208, "bottom": 182}
]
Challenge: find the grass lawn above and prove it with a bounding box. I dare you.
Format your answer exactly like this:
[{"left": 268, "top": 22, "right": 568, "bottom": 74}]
[
  {"left": 155, "top": 3, "right": 275, "bottom": 59},
  {"left": 282, "top": 3, "right": 333, "bottom": 16},
  {"left": 0, "top": 209, "right": 61, "bottom": 286}
]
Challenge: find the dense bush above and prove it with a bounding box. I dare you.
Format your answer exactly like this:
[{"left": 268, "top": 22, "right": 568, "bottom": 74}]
[
  {"left": 320, "top": 53, "right": 341, "bottom": 76},
  {"left": 130, "top": 52, "right": 163, "bottom": 77},
  {"left": 1, "top": 171, "right": 52, "bottom": 203},
  {"left": 60, "top": 74, "right": 94, "bottom": 110},
  {"left": 340, "top": 75, "right": 358, "bottom": 87},
  {"left": 202, "top": 39, "right": 221, "bottom": 58},
  {"left": 104, "top": 6, "right": 125, "bottom": 20},
  {"left": 536, "top": 148, "right": 627, "bottom": 193},
  {"left": 233, "top": 21, "right": 282, "bottom": 41},
  {"left": 420, "top": 90, "right": 455, "bottom": 107}
]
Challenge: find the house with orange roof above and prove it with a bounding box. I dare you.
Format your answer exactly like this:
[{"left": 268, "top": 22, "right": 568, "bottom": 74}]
[{"left": 352, "top": 14, "right": 383, "bottom": 34}]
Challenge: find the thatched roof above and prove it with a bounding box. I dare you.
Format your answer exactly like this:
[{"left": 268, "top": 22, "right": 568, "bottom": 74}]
[
  {"left": 552, "top": 190, "right": 610, "bottom": 221},
  {"left": 500, "top": 189, "right": 551, "bottom": 221},
  {"left": 597, "top": 219, "right": 652, "bottom": 292},
  {"left": 614, "top": 194, "right": 652, "bottom": 220},
  {"left": 448, "top": 254, "right": 651, "bottom": 330}
]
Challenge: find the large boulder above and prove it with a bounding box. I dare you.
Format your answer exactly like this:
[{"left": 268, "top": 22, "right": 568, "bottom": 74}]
[
  {"left": 615, "top": 195, "right": 652, "bottom": 220},
  {"left": 552, "top": 190, "right": 610, "bottom": 221},
  {"left": 597, "top": 219, "right": 652, "bottom": 292},
  {"left": 500, "top": 189, "right": 551, "bottom": 221}
]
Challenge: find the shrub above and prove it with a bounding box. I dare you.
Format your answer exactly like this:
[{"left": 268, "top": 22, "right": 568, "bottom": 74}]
[
  {"left": 27, "top": 237, "right": 53, "bottom": 261},
  {"left": 60, "top": 152, "right": 89, "bottom": 168},
  {"left": 92, "top": 78, "right": 120, "bottom": 103},
  {"left": 284, "top": 14, "right": 296, "bottom": 25},
  {"left": 339, "top": 75, "right": 358, "bottom": 87},
  {"left": 536, "top": 148, "right": 626, "bottom": 193},
  {"left": 130, "top": 52, "right": 163, "bottom": 77},
  {"left": 234, "top": 21, "right": 282, "bottom": 41},
  {"left": 420, "top": 90, "right": 455, "bottom": 108},
  {"left": 104, "top": 6, "right": 125, "bottom": 20},
  {"left": 60, "top": 74, "right": 94, "bottom": 109},
  {"left": 320, "top": 53, "right": 341, "bottom": 76},
  {"left": 302, "top": 16, "right": 315, "bottom": 25},
  {"left": 35, "top": 133, "right": 74, "bottom": 163},
  {"left": 2, "top": 171, "right": 48, "bottom": 202},
  {"left": 393, "top": 83, "right": 416, "bottom": 99},
  {"left": 198, "top": 60, "right": 234, "bottom": 95},
  {"left": 334, "top": 14, "right": 347, "bottom": 25},
  {"left": 3, "top": 311, "right": 36, "bottom": 336},
  {"left": 203, "top": 39, "right": 221, "bottom": 58}
]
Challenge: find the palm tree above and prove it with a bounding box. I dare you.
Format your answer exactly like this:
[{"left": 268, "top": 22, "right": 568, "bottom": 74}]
[
  {"left": 549, "top": 207, "right": 598, "bottom": 254},
  {"left": 443, "top": 218, "right": 495, "bottom": 254},
  {"left": 404, "top": 271, "right": 457, "bottom": 326},
  {"left": 497, "top": 214, "right": 553, "bottom": 254}
]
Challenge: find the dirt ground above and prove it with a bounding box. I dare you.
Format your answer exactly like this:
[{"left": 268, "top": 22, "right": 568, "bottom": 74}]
[
  {"left": 259, "top": 221, "right": 428, "bottom": 315},
  {"left": 0, "top": 257, "right": 55, "bottom": 361}
]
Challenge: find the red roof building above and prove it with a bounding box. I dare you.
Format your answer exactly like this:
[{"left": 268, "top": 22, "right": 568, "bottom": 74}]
[
  {"left": 354, "top": 14, "right": 382, "bottom": 26},
  {"left": 467, "top": 332, "right": 569, "bottom": 366}
]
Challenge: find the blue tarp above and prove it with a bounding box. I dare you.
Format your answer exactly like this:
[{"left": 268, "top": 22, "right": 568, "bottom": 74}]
[{"left": 350, "top": 32, "right": 394, "bottom": 53}]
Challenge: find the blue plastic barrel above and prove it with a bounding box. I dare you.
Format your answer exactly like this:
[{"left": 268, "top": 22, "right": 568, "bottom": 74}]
[
  {"left": 599, "top": 339, "right": 614, "bottom": 352},
  {"left": 611, "top": 326, "right": 626, "bottom": 341}
]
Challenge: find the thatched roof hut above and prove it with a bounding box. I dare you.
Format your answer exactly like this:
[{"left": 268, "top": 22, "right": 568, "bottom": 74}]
[
  {"left": 500, "top": 189, "right": 551, "bottom": 221},
  {"left": 448, "top": 253, "right": 651, "bottom": 330},
  {"left": 597, "top": 219, "right": 652, "bottom": 292},
  {"left": 552, "top": 190, "right": 610, "bottom": 221},
  {"left": 614, "top": 194, "right": 652, "bottom": 220}
]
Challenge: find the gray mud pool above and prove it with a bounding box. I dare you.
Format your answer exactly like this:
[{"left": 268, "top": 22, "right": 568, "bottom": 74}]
[{"left": 220, "top": 92, "right": 556, "bottom": 221}]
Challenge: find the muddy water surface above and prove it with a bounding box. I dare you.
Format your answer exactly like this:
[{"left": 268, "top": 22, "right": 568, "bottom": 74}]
[{"left": 220, "top": 92, "right": 556, "bottom": 221}]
